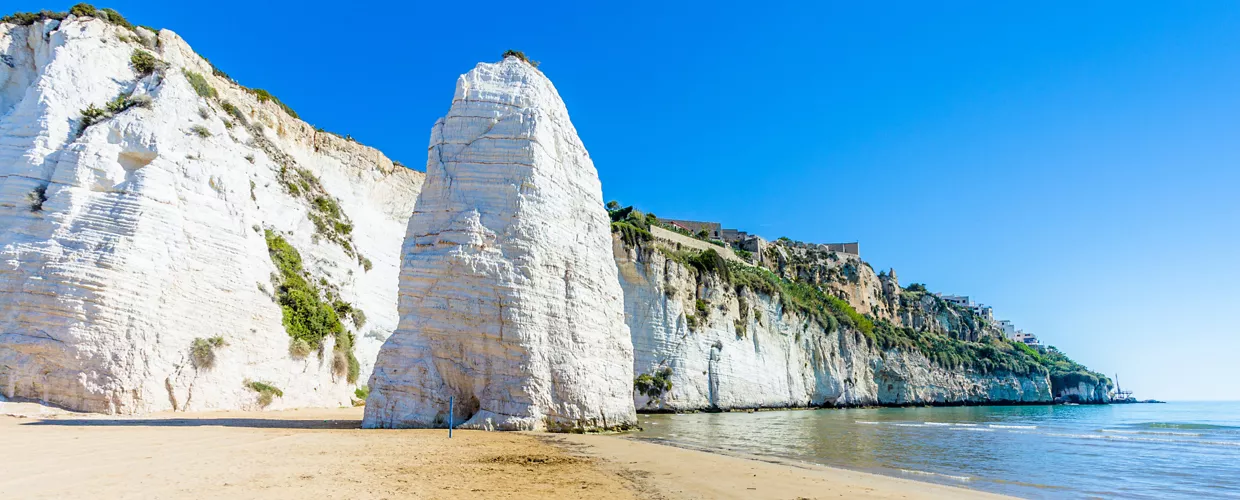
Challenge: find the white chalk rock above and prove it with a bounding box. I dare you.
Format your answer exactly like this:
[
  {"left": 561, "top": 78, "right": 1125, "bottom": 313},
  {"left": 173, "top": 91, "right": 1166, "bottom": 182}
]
[
  {"left": 0, "top": 17, "right": 422, "bottom": 413},
  {"left": 364, "top": 57, "right": 636, "bottom": 431},
  {"left": 614, "top": 242, "right": 1053, "bottom": 411}
]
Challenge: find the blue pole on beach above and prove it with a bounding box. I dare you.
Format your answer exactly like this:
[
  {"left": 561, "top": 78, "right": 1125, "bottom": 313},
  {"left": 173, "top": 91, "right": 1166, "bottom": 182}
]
[{"left": 449, "top": 396, "right": 454, "bottom": 438}]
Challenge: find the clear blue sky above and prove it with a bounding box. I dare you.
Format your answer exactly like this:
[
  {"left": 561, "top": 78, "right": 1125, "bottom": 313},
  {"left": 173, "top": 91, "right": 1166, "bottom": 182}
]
[{"left": 19, "top": 1, "right": 1239, "bottom": 399}]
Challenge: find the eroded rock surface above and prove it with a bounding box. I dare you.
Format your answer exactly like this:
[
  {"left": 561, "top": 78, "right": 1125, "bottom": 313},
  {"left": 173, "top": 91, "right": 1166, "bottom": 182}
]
[
  {"left": 615, "top": 240, "right": 1053, "bottom": 411},
  {"left": 0, "top": 16, "right": 422, "bottom": 413},
  {"left": 364, "top": 57, "right": 636, "bottom": 431}
]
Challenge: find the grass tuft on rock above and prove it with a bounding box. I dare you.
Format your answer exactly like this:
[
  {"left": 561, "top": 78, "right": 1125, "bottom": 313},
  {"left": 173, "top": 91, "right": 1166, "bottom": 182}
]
[
  {"left": 244, "top": 380, "right": 283, "bottom": 407},
  {"left": 183, "top": 69, "right": 217, "bottom": 99},
  {"left": 190, "top": 336, "right": 226, "bottom": 369},
  {"left": 249, "top": 88, "right": 299, "bottom": 119}
]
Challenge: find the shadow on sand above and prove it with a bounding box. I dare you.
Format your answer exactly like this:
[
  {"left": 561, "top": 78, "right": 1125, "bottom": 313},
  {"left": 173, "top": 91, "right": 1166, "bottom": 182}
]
[{"left": 21, "top": 418, "right": 362, "bottom": 429}]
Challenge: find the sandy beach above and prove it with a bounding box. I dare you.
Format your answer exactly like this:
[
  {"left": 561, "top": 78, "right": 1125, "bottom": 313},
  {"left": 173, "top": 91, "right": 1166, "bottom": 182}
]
[{"left": 0, "top": 405, "right": 1010, "bottom": 499}]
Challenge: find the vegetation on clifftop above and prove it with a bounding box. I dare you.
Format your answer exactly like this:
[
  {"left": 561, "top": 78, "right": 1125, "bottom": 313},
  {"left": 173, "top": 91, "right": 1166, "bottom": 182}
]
[
  {"left": 627, "top": 233, "right": 1101, "bottom": 380},
  {"left": 502, "top": 49, "right": 540, "bottom": 68}
]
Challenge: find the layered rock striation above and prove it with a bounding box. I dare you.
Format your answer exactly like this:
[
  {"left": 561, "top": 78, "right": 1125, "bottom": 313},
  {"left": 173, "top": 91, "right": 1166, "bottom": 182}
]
[
  {"left": 364, "top": 57, "right": 636, "bottom": 431},
  {"left": 615, "top": 240, "right": 1052, "bottom": 411},
  {"left": 0, "top": 15, "right": 422, "bottom": 413}
]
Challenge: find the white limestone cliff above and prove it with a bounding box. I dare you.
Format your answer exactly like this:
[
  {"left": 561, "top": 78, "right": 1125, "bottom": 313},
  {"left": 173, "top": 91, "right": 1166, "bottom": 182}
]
[
  {"left": 1057, "top": 381, "right": 1109, "bottom": 404},
  {"left": 364, "top": 57, "right": 637, "bottom": 431},
  {"left": 615, "top": 240, "right": 1052, "bottom": 411},
  {"left": 0, "top": 16, "right": 423, "bottom": 413}
]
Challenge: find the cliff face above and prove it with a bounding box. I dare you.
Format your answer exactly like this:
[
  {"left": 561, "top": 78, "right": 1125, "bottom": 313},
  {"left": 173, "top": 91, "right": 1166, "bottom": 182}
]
[
  {"left": 1057, "top": 382, "right": 1109, "bottom": 404},
  {"left": 615, "top": 239, "right": 1052, "bottom": 410},
  {"left": 0, "top": 16, "right": 422, "bottom": 413},
  {"left": 364, "top": 57, "right": 636, "bottom": 431},
  {"left": 762, "top": 240, "right": 997, "bottom": 341}
]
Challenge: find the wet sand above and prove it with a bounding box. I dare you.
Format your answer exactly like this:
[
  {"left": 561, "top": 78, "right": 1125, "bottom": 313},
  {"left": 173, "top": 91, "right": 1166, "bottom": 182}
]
[{"left": 0, "top": 406, "right": 1011, "bottom": 499}]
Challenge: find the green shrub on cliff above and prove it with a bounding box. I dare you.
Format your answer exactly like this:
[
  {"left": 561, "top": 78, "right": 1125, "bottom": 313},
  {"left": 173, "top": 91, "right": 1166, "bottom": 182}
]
[
  {"left": 98, "top": 7, "right": 131, "bottom": 29},
  {"left": 249, "top": 88, "right": 299, "bottom": 119},
  {"left": 869, "top": 321, "right": 1048, "bottom": 376},
  {"left": 2, "top": 10, "right": 66, "bottom": 25},
  {"left": 724, "top": 260, "right": 869, "bottom": 336},
  {"left": 635, "top": 368, "right": 673, "bottom": 398},
  {"left": 183, "top": 70, "right": 217, "bottom": 99},
  {"left": 130, "top": 49, "right": 157, "bottom": 76},
  {"left": 609, "top": 205, "right": 653, "bottom": 246},
  {"left": 1040, "top": 347, "right": 1110, "bottom": 393},
  {"left": 190, "top": 336, "right": 226, "bottom": 369},
  {"left": 69, "top": 3, "right": 96, "bottom": 17},
  {"left": 244, "top": 380, "right": 283, "bottom": 407},
  {"left": 265, "top": 231, "right": 347, "bottom": 354},
  {"left": 502, "top": 49, "right": 539, "bottom": 68}
]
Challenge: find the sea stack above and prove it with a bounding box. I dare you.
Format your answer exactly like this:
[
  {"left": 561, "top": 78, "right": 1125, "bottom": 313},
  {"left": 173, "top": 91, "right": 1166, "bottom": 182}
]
[{"left": 364, "top": 55, "right": 636, "bottom": 431}]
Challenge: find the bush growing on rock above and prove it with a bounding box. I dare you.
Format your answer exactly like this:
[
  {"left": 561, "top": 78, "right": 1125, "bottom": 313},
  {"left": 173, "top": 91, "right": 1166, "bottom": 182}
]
[
  {"left": 26, "top": 185, "right": 48, "bottom": 212},
  {"left": 288, "top": 337, "right": 312, "bottom": 358},
  {"left": 609, "top": 205, "right": 653, "bottom": 246},
  {"left": 244, "top": 380, "right": 283, "bottom": 407},
  {"left": 220, "top": 101, "right": 247, "bottom": 125},
  {"left": 76, "top": 105, "right": 109, "bottom": 136},
  {"left": 249, "top": 88, "right": 299, "bottom": 119},
  {"left": 265, "top": 230, "right": 358, "bottom": 381},
  {"left": 634, "top": 368, "right": 673, "bottom": 398},
  {"left": 98, "top": 8, "right": 131, "bottom": 30},
  {"left": 502, "top": 49, "right": 539, "bottom": 68},
  {"left": 1, "top": 10, "right": 67, "bottom": 25},
  {"left": 182, "top": 70, "right": 217, "bottom": 99},
  {"left": 68, "top": 3, "right": 96, "bottom": 17},
  {"left": 190, "top": 336, "right": 226, "bottom": 369},
  {"left": 190, "top": 125, "right": 211, "bottom": 138},
  {"left": 105, "top": 92, "right": 150, "bottom": 115}
]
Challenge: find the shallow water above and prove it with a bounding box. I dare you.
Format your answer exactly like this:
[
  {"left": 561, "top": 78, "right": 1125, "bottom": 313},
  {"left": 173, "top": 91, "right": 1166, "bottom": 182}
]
[{"left": 635, "top": 402, "right": 1240, "bottom": 499}]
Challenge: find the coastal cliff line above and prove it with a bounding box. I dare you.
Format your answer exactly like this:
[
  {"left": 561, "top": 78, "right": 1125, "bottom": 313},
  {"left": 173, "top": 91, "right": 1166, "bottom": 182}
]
[
  {"left": 610, "top": 207, "right": 1111, "bottom": 410},
  {"left": 0, "top": 5, "right": 1109, "bottom": 418}
]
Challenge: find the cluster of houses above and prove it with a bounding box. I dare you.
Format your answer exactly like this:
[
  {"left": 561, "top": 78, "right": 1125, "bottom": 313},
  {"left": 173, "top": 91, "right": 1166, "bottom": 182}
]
[{"left": 935, "top": 294, "right": 1042, "bottom": 347}]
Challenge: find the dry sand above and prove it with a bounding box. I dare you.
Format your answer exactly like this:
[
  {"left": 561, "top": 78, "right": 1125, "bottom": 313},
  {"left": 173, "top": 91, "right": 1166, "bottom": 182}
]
[{"left": 0, "top": 406, "right": 1011, "bottom": 499}]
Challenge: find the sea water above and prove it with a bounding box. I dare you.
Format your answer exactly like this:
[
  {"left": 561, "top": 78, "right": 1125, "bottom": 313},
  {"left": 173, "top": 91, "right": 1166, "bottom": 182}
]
[{"left": 635, "top": 402, "right": 1240, "bottom": 499}]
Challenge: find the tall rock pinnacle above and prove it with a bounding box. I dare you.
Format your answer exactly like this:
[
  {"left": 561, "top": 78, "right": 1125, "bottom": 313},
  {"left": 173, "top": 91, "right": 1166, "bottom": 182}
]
[{"left": 363, "top": 56, "right": 637, "bottom": 431}]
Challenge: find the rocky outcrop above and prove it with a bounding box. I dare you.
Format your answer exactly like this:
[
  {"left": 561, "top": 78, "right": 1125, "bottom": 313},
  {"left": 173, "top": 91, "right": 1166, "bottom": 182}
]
[
  {"left": 615, "top": 240, "right": 1052, "bottom": 411},
  {"left": 0, "top": 16, "right": 422, "bottom": 413},
  {"left": 755, "top": 238, "right": 997, "bottom": 341},
  {"left": 1056, "top": 382, "right": 1110, "bottom": 404},
  {"left": 363, "top": 57, "right": 636, "bottom": 431}
]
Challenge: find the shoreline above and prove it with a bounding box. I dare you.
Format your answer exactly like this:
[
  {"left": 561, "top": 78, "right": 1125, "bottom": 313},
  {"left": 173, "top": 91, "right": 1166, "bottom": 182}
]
[
  {"left": 637, "top": 399, "right": 1109, "bottom": 414},
  {"left": 1, "top": 405, "right": 1012, "bottom": 499},
  {"left": 551, "top": 432, "right": 1015, "bottom": 499}
]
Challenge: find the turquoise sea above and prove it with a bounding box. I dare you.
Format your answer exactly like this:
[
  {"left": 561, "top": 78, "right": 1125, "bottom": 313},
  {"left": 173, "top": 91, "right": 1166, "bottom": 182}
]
[{"left": 635, "top": 402, "right": 1240, "bottom": 499}]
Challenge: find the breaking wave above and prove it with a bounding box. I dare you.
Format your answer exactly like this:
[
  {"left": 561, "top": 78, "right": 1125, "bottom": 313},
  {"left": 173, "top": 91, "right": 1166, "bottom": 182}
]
[{"left": 899, "top": 469, "right": 972, "bottom": 482}]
